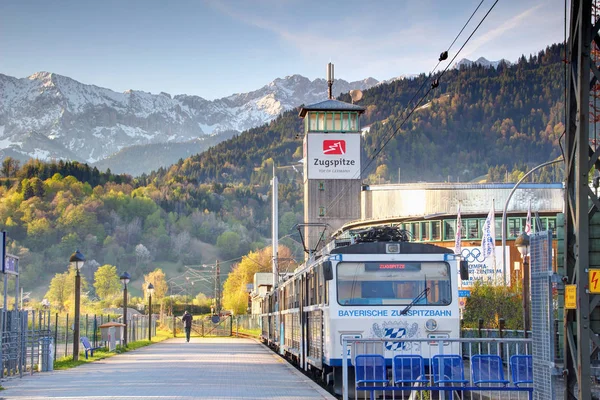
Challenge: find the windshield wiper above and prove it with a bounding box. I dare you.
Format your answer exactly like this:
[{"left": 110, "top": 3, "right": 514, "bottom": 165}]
[{"left": 400, "top": 287, "right": 429, "bottom": 315}]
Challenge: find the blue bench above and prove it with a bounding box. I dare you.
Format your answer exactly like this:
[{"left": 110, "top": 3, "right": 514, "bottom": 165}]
[
  {"left": 81, "top": 336, "right": 103, "bottom": 359},
  {"left": 354, "top": 353, "right": 533, "bottom": 400}
]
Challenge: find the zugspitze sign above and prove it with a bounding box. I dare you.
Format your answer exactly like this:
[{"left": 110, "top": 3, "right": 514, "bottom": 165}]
[{"left": 305, "top": 133, "right": 361, "bottom": 179}]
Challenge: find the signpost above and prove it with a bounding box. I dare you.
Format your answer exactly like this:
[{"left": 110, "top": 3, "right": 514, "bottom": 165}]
[{"left": 565, "top": 285, "right": 577, "bottom": 309}]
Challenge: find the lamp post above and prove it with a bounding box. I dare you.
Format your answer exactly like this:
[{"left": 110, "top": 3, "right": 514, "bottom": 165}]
[
  {"left": 147, "top": 283, "right": 154, "bottom": 341},
  {"left": 120, "top": 272, "right": 130, "bottom": 347},
  {"left": 69, "top": 250, "right": 85, "bottom": 361},
  {"left": 515, "top": 232, "right": 530, "bottom": 338}
]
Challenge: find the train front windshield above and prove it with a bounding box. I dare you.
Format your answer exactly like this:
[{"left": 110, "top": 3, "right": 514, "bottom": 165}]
[{"left": 336, "top": 261, "right": 452, "bottom": 306}]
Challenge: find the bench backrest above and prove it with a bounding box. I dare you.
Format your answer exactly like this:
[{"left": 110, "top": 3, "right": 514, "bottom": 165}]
[
  {"left": 471, "top": 354, "right": 507, "bottom": 384},
  {"left": 432, "top": 355, "right": 466, "bottom": 384},
  {"left": 510, "top": 355, "right": 533, "bottom": 386},
  {"left": 393, "top": 355, "right": 427, "bottom": 384},
  {"left": 80, "top": 336, "right": 92, "bottom": 349},
  {"left": 355, "top": 354, "right": 387, "bottom": 385}
]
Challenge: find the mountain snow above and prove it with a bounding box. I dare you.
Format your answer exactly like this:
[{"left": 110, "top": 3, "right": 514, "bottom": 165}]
[{"left": 0, "top": 72, "right": 378, "bottom": 164}]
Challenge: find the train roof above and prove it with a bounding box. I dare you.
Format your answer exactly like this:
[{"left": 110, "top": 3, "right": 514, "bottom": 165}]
[{"left": 329, "top": 241, "right": 453, "bottom": 255}]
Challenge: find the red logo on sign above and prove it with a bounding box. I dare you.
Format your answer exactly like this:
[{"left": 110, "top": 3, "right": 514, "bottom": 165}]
[{"left": 323, "top": 140, "right": 346, "bottom": 155}]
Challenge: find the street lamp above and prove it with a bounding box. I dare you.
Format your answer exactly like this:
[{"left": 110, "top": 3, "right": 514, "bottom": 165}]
[
  {"left": 147, "top": 282, "right": 154, "bottom": 341},
  {"left": 120, "top": 271, "right": 131, "bottom": 347},
  {"left": 69, "top": 250, "right": 85, "bottom": 361},
  {"left": 515, "top": 232, "right": 530, "bottom": 338}
]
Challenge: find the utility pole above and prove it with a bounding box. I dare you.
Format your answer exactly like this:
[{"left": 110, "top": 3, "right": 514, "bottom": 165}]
[
  {"left": 214, "top": 261, "right": 221, "bottom": 315},
  {"left": 564, "top": 1, "right": 598, "bottom": 398}
]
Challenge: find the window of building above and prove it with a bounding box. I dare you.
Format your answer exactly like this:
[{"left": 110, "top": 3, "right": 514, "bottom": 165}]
[
  {"left": 319, "top": 206, "right": 325, "bottom": 217},
  {"left": 431, "top": 221, "right": 441, "bottom": 241},
  {"left": 444, "top": 220, "right": 456, "bottom": 240},
  {"left": 318, "top": 181, "right": 325, "bottom": 191},
  {"left": 466, "top": 219, "right": 479, "bottom": 239},
  {"left": 411, "top": 223, "right": 420, "bottom": 241},
  {"left": 421, "top": 222, "right": 430, "bottom": 241},
  {"left": 508, "top": 218, "right": 521, "bottom": 238}
]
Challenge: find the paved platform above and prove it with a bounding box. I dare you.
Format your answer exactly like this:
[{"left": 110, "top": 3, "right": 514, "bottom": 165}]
[{"left": 0, "top": 337, "right": 336, "bottom": 400}]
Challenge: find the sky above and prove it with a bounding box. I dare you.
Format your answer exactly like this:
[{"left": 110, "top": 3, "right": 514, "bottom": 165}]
[{"left": 0, "top": 0, "right": 565, "bottom": 100}]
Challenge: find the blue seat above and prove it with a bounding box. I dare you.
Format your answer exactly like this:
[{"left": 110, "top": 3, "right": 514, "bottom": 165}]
[
  {"left": 432, "top": 355, "right": 469, "bottom": 385},
  {"left": 355, "top": 354, "right": 388, "bottom": 386},
  {"left": 80, "top": 336, "right": 102, "bottom": 359},
  {"left": 510, "top": 355, "right": 533, "bottom": 387},
  {"left": 393, "top": 355, "right": 429, "bottom": 386},
  {"left": 471, "top": 355, "right": 509, "bottom": 386}
]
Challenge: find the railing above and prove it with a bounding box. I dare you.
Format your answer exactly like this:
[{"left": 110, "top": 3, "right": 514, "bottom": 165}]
[{"left": 342, "top": 337, "right": 533, "bottom": 400}]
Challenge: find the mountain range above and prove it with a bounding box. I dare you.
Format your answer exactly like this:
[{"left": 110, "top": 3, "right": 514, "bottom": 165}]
[{"left": 0, "top": 57, "right": 506, "bottom": 175}]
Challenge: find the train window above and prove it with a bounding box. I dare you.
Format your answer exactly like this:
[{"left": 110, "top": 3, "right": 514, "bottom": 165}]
[{"left": 336, "top": 261, "right": 451, "bottom": 306}]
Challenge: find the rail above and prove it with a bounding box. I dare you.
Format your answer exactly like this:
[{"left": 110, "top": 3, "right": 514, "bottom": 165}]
[{"left": 342, "top": 337, "right": 534, "bottom": 400}]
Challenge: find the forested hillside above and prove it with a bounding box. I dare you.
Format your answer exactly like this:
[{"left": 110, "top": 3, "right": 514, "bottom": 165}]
[{"left": 163, "top": 44, "right": 564, "bottom": 186}]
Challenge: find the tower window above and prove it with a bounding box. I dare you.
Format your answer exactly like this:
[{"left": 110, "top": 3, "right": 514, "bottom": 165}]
[
  {"left": 319, "top": 207, "right": 325, "bottom": 217},
  {"left": 318, "top": 182, "right": 325, "bottom": 191}
]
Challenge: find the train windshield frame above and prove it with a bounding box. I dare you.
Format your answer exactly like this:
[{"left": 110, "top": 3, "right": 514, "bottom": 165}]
[{"left": 336, "top": 261, "right": 452, "bottom": 306}]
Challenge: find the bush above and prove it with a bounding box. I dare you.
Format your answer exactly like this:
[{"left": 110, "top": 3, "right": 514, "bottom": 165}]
[{"left": 462, "top": 281, "right": 523, "bottom": 330}]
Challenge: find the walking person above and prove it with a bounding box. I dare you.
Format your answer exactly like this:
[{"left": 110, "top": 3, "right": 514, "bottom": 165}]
[{"left": 182, "top": 311, "right": 193, "bottom": 342}]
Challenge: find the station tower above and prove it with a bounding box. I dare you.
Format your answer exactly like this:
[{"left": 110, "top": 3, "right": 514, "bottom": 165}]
[{"left": 298, "top": 63, "right": 365, "bottom": 254}]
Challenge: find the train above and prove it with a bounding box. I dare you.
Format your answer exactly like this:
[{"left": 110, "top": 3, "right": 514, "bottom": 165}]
[{"left": 256, "top": 226, "right": 467, "bottom": 395}]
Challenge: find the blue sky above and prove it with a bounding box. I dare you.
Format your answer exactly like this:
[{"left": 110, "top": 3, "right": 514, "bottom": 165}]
[{"left": 0, "top": 0, "right": 565, "bottom": 100}]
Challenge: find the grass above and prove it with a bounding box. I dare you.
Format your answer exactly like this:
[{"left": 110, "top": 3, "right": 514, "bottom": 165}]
[
  {"left": 234, "top": 327, "right": 261, "bottom": 337},
  {"left": 53, "top": 329, "right": 172, "bottom": 370}
]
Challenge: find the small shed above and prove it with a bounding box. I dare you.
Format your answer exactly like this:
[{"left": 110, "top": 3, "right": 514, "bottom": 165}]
[{"left": 98, "top": 321, "right": 125, "bottom": 342}]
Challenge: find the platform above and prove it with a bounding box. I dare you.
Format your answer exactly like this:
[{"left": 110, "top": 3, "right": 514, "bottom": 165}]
[{"left": 0, "top": 337, "right": 336, "bottom": 399}]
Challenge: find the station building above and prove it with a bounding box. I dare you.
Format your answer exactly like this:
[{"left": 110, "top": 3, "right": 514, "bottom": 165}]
[{"left": 333, "top": 182, "right": 563, "bottom": 287}]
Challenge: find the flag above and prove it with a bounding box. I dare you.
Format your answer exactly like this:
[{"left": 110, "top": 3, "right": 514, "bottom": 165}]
[
  {"left": 525, "top": 201, "right": 532, "bottom": 235},
  {"left": 481, "top": 201, "right": 496, "bottom": 260},
  {"left": 454, "top": 203, "right": 462, "bottom": 255}
]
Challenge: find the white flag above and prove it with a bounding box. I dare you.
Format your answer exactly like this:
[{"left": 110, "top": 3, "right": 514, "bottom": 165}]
[
  {"left": 525, "top": 201, "right": 532, "bottom": 235},
  {"left": 454, "top": 204, "right": 462, "bottom": 255},
  {"left": 481, "top": 202, "right": 496, "bottom": 260}
]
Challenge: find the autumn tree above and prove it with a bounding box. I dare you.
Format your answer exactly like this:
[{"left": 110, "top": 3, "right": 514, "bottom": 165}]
[
  {"left": 144, "top": 268, "right": 168, "bottom": 315},
  {"left": 222, "top": 245, "right": 296, "bottom": 314}
]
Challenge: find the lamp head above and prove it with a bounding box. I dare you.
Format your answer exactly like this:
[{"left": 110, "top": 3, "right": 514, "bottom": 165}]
[
  {"left": 147, "top": 282, "right": 155, "bottom": 295},
  {"left": 120, "top": 271, "right": 131, "bottom": 286},
  {"left": 69, "top": 250, "right": 86, "bottom": 271},
  {"left": 514, "top": 232, "right": 530, "bottom": 258}
]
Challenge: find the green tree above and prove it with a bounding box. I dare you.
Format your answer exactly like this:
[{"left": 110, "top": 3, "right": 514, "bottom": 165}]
[
  {"left": 93, "top": 264, "right": 121, "bottom": 301},
  {"left": 216, "top": 231, "right": 241, "bottom": 259},
  {"left": 45, "top": 271, "right": 70, "bottom": 311}
]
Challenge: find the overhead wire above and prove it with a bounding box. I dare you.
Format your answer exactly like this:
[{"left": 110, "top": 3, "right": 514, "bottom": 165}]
[
  {"left": 365, "top": 0, "right": 486, "bottom": 174},
  {"left": 322, "top": 0, "right": 500, "bottom": 217}
]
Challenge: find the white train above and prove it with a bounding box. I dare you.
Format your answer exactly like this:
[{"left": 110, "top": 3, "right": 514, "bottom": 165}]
[{"left": 257, "top": 226, "right": 467, "bottom": 394}]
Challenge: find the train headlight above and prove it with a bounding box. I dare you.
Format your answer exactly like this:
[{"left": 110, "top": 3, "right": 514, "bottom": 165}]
[
  {"left": 425, "top": 319, "right": 438, "bottom": 332},
  {"left": 386, "top": 243, "right": 400, "bottom": 253}
]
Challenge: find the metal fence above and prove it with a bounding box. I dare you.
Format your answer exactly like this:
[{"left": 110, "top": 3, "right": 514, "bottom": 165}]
[
  {"left": 342, "top": 337, "right": 534, "bottom": 400},
  {"left": 159, "top": 314, "right": 261, "bottom": 338},
  {"left": 0, "top": 310, "right": 52, "bottom": 378},
  {"left": 51, "top": 313, "right": 155, "bottom": 359}
]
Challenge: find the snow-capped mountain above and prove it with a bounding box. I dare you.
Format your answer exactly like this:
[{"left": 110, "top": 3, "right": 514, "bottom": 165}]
[
  {"left": 0, "top": 72, "right": 378, "bottom": 166},
  {"left": 454, "top": 57, "right": 511, "bottom": 69}
]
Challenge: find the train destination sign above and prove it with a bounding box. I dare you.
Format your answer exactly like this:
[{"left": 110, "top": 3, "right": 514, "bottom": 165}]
[{"left": 365, "top": 262, "right": 420, "bottom": 272}]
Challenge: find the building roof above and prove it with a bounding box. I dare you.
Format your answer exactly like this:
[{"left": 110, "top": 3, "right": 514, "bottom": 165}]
[{"left": 298, "top": 99, "right": 365, "bottom": 117}]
